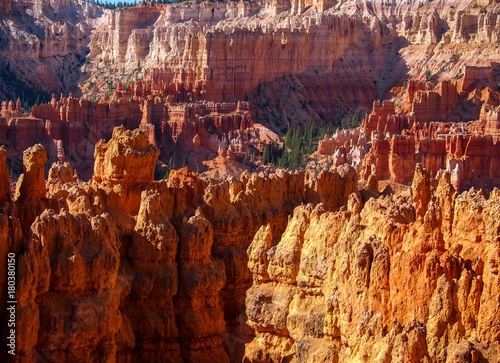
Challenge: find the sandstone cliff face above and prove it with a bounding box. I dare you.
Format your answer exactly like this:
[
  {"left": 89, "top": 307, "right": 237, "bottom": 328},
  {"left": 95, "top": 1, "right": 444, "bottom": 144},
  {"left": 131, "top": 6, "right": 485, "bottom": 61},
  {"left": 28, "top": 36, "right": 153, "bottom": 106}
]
[
  {"left": 3, "top": 0, "right": 500, "bottom": 189},
  {"left": 355, "top": 80, "right": 500, "bottom": 191},
  {"left": 3, "top": 0, "right": 500, "bottom": 129},
  {"left": 85, "top": 2, "right": 400, "bottom": 128},
  {"left": 80, "top": 0, "right": 500, "bottom": 129},
  {"left": 0, "top": 93, "right": 265, "bottom": 181},
  {"left": 11, "top": 127, "right": 230, "bottom": 362},
  {"left": 93, "top": 125, "right": 158, "bottom": 185},
  {"left": 2, "top": 126, "right": 362, "bottom": 362},
  {"left": 13, "top": 144, "right": 47, "bottom": 202},
  {"left": 1, "top": 126, "right": 499, "bottom": 362},
  {"left": 1, "top": 0, "right": 500, "bottom": 361},
  {"left": 244, "top": 167, "right": 500, "bottom": 363}
]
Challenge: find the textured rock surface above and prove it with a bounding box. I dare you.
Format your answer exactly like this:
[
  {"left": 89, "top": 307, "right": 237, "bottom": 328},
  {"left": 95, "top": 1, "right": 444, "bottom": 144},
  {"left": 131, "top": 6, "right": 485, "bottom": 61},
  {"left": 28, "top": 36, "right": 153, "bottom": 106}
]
[
  {"left": 0, "top": 0, "right": 99, "bottom": 102},
  {"left": 244, "top": 168, "right": 500, "bottom": 363},
  {"left": 80, "top": 0, "right": 500, "bottom": 128},
  {"left": 4, "top": 0, "right": 500, "bottom": 127},
  {"left": 13, "top": 144, "right": 47, "bottom": 202},
  {"left": 356, "top": 80, "right": 500, "bottom": 191},
  {"left": 0, "top": 126, "right": 497, "bottom": 362},
  {"left": 1, "top": 126, "right": 364, "bottom": 362},
  {"left": 1, "top": 0, "right": 500, "bottom": 362},
  {"left": 2, "top": 0, "right": 500, "bottom": 187},
  {"left": 47, "top": 1, "right": 500, "bottom": 189},
  {"left": 93, "top": 125, "right": 158, "bottom": 185},
  {"left": 0, "top": 94, "right": 264, "bottom": 180}
]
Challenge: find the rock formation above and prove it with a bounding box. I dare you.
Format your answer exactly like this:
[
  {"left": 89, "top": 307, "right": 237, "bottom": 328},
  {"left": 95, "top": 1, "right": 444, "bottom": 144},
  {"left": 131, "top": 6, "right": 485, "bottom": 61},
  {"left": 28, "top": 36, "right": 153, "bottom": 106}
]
[
  {"left": 4, "top": 0, "right": 500, "bottom": 128},
  {"left": 244, "top": 169, "right": 500, "bottom": 363},
  {"left": 316, "top": 128, "right": 369, "bottom": 170},
  {"left": 0, "top": 127, "right": 354, "bottom": 362},
  {"left": 0, "top": 1, "right": 500, "bottom": 361},
  {"left": 353, "top": 79, "right": 500, "bottom": 192},
  {"left": 2, "top": 0, "right": 500, "bottom": 187},
  {"left": 0, "top": 0, "right": 99, "bottom": 103},
  {"left": 13, "top": 144, "right": 47, "bottom": 202},
  {"left": 0, "top": 93, "right": 269, "bottom": 181},
  {"left": 317, "top": 76, "right": 499, "bottom": 193},
  {"left": 93, "top": 126, "right": 158, "bottom": 185},
  {"left": 0, "top": 126, "right": 497, "bottom": 362},
  {"left": 79, "top": 0, "right": 500, "bottom": 128}
]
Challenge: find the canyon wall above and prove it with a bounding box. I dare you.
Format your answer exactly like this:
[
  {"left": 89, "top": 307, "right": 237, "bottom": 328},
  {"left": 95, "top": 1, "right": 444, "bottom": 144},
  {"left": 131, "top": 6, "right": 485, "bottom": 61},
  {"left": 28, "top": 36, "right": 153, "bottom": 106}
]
[
  {"left": 244, "top": 167, "right": 500, "bottom": 363},
  {"left": 0, "top": 2, "right": 499, "bottom": 360},
  {"left": 5, "top": 0, "right": 500, "bottom": 128},
  {"left": 0, "top": 126, "right": 498, "bottom": 362},
  {"left": 317, "top": 78, "right": 500, "bottom": 192},
  {"left": 0, "top": 92, "right": 263, "bottom": 180},
  {"left": 84, "top": 2, "right": 396, "bottom": 129},
  {"left": 3, "top": 0, "right": 500, "bottom": 129},
  {"left": 2, "top": 0, "right": 500, "bottom": 190},
  {"left": 83, "top": 0, "right": 500, "bottom": 128},
  {"left": 2, "top": 0, "right": 500, "bottom": 177},
  {"left": 0, "top": 0, "right": 100, "bottom": 103},
  {"left": 0, "top": 126, "right": 356, "bottom": 362}
]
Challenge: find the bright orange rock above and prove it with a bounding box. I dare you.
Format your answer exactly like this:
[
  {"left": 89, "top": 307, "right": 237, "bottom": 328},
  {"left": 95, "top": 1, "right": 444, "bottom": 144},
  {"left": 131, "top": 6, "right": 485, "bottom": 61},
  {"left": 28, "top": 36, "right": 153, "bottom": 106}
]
[
  {"left": 244, "top": 169, "right": 500, "bottom": 362},
  {"left": 14, "top": 144, "right": 47, "bottom": 202}
]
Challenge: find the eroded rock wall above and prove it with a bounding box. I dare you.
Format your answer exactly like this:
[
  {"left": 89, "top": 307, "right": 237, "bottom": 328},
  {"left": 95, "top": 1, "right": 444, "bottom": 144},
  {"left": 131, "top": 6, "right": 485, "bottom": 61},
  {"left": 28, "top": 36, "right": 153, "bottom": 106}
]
[
  {"left": 81, "top": 0, "right": 500, "bottom": 128},
  {"left": 0, "top": 0, "right": 99, "bottom": 102},
  {"left": 0, "top": 94, "right": 260, "bottom": 181},
  {"left": 4, "top": 0, "right": 500, "bottom": 128},
  {"left": 1, "top": 126, "right": 358, "bottom": 362},
  {"left": 245, "top": 167, "right": 500, "bottom": 363},
  {"left": 2, "top": 126, "right": 498, "bottom": 362},
  {"left": 355, "top": 80, "right": 500, "bottom": 191}
]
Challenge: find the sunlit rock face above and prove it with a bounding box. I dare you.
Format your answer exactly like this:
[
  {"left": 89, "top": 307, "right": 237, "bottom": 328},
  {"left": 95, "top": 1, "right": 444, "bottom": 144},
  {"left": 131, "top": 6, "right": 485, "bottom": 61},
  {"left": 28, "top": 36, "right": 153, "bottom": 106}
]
[
  {"left": 0, "top": 0, "right": 500, "bottom": 361},
  {"left": 0, "top": 124, "right": 498, "bottom": 362},
  {"left": 245, "top": 168, "right": 500, "bottom": 363}
]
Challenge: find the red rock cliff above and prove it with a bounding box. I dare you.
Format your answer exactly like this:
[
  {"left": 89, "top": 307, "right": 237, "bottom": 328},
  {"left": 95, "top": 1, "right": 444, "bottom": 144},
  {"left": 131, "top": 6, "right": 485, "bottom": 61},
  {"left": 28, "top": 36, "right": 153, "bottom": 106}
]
[
  {"left": 1, "top": 126, "right": 499, "bottom": 362},
  {"left": 357, "top": 79, "right": 500, "bottom": 191},
  {"left": 245, "top": 168, "right": 500, "bottom": 362}
]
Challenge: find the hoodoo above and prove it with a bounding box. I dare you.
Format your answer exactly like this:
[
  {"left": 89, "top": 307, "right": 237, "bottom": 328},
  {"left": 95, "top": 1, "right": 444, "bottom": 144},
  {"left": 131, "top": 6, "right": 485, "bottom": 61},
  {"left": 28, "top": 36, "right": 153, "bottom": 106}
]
[{"left": 0, "top": 0, "right": 499, "bottom": 362}]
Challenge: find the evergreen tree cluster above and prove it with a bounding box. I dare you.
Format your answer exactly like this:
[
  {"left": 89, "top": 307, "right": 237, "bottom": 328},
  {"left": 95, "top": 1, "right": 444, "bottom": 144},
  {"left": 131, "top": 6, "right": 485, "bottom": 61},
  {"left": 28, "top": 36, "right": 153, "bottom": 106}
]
[
  {"left": 340, "top": 110, "right": 362, "bottom": 130},
  {"left": 86, "top": 0, "right": 136, "bottom": 8},
  {"left": 277, "top": 123, "right": 315, "bottom": 170},
  {"left": 261, "top": 141, "right": 281, "bottom": 165},
  {"left": 261, "top": 111, "right": 364, "bottom": 171}
]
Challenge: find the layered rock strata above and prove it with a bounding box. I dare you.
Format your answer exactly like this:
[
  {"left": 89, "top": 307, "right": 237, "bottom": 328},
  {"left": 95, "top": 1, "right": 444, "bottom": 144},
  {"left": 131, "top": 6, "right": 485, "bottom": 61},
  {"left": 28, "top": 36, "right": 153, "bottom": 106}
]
[
  {"left": 0, "top": 0, "right": 99, "bottom": 102},
  {"left": 0, "top": 93, "right": 264, "bottom": 180},
  {"left": 83, "top": 0, "right": 500, "bottom": 127},
  {"left": 3, "top": 0, "right": 500, "bottom": 189},
  {"left": 317, "top": 78, "right": 500, "bottom": 192},
  {"left": 4, "top": 0, "right": 500, "bottom": 128},
  {"left": 0, "top": 1, "right": 499, "bottom": 360},
  {"left": 0, "top": 126, "right": 355, "bottom": 362},
  {"left": 359, "top": 80, "right": 500, "bottom": 191}
]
